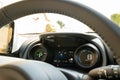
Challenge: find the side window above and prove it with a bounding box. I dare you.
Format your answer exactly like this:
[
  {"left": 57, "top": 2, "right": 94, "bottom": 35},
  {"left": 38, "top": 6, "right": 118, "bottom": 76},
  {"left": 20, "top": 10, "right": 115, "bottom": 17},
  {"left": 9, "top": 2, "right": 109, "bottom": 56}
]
[{"left": 0, "top": 23, "right": 14, "bottom": 54}]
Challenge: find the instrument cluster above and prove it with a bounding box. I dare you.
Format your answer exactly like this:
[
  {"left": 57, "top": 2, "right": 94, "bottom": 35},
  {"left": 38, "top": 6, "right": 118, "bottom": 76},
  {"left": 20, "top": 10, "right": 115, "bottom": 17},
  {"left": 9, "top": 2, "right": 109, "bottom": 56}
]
[{"left": 19, "top": 33, "right": 107, "bottom": 70}]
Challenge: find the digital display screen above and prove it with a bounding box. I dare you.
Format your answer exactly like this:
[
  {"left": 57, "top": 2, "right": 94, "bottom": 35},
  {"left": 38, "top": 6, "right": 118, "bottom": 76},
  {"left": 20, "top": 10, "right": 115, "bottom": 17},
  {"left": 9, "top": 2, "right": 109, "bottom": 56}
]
[
  {"left": 55, "top": 37, "right": 78, "bottom": 47},
  {"left": 53, "top": 49, "right": 74, "bottom": 67}
]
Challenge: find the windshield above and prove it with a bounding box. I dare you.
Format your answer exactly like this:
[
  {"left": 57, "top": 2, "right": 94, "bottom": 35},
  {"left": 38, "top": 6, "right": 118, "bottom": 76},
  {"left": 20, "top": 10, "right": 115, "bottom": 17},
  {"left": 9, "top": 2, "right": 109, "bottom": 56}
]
[{"left": 15, "top": 13, "right": 92, "bottom": 34}]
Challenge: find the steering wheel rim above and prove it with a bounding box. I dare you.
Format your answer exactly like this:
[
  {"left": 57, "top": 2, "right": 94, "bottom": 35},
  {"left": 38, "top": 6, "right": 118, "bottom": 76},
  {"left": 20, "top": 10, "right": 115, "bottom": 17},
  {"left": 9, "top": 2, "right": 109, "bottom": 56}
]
[{"left": 0, "top": 1, "right": 120, "bottom": 63}]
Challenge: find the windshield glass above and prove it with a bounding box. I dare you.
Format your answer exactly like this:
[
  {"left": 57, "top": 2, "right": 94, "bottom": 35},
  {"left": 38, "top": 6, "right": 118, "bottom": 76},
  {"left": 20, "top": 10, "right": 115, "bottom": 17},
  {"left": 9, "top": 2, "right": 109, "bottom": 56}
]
[{"left": 15, "top": 13, "right": 92, "bottom": 34}]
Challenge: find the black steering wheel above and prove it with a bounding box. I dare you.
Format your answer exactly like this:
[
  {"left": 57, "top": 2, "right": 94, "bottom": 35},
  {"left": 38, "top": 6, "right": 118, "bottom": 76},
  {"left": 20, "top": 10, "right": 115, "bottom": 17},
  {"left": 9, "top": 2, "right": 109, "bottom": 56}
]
[{"left": 0, "top": 0, "right": 120, "bottom": 80}]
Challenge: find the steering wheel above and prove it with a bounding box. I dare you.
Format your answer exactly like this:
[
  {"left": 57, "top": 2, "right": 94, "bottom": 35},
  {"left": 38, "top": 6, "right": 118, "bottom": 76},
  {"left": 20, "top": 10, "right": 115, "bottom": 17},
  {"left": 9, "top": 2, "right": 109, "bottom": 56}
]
[{"left": 0, "top": 0, "right": 120, "bottom": 80}]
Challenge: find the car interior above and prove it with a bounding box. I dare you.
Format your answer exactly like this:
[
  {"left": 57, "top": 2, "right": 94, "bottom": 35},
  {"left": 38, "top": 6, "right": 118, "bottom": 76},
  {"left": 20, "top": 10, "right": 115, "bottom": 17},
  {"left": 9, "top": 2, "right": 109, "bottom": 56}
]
[{"left": 0, "top": 0, "right": 120, "bottom": 80}]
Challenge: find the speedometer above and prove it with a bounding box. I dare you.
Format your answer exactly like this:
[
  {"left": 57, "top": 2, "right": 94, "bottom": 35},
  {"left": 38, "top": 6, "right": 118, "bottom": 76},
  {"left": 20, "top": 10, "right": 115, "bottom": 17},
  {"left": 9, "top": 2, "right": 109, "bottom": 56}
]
[
  {"left": 78, "top": 49, "right": 98, "bottom": 67},
  {"left": 74, "top": 44, "right": 100, "bottom": 69}
]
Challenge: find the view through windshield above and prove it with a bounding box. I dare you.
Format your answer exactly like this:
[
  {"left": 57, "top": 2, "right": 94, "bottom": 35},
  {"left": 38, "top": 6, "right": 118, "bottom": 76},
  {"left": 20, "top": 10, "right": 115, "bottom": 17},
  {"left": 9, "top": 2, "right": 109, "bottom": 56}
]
[{"left": 15, "top": 13, "right": 92, "bottom": 34}]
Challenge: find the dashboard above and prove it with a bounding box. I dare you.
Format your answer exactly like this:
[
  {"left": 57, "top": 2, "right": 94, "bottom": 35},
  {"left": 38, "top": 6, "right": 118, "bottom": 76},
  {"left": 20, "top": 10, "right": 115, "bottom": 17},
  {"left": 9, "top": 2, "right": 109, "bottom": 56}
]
[{"left": 18, "top": 33, "right": 113, "bottom": 72}]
